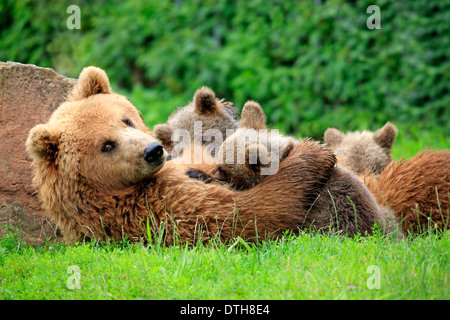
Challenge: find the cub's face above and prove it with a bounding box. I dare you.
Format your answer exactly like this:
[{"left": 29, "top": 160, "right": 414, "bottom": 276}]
[
  {"left": 212, "top": 101, "right": 296, "bottom": 189},
  {"left": 324, "top": 122, "right": 398, "bottom": 176},
  {"left": 26, "top": 67, "right": 166, "bottom": 191},
  {"left": 213, "top": 128, "right": 266, "bottom": 189},
  {"left": 153, "top": 86, "right": 238, "bottom": 154}
]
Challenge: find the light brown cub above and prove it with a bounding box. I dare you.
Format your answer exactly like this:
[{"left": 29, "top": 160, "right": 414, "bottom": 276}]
[
  {"left": 324, "top": 123, "right": 398, "bottom": 177},
  {"left": 153, "top": 86, "right": 239, "bottom": 155},
  {"left": 324, "top": 124, "right": 450, "bottom": 234}
]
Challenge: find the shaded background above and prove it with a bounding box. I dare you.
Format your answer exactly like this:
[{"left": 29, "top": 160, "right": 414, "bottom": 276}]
[{"left": 1, "top": 0, "right": 448, "bottom": 155}]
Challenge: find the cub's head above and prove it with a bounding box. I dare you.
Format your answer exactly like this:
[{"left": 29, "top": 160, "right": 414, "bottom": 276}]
[
  {"left": 324, "top": 122, "right": 398, "bottom": 176},
  {"left": 26, "top": 66, "right": 166, "bottom": 191},
  {"left": 213, "top": 101, "right": 296, "bottom": 189},
  {"left": 153, "top": 86, "right": 239, "bottom": 154}
]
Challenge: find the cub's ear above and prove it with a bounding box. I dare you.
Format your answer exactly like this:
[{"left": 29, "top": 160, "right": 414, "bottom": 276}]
[
  {"left": 240, "top": 101, "right": 267, "bottom": 130},
  {"left": 280, "top": 140, "right": 295, "bottom": 162},
  {"left": 68, "top": 66, "right": 112, "bottom": 101},
  {"left": 153, "top": 124, "right": 173, "bottom": 148},
  {"left": 373, "top": 122, "right": 398, "bottom": 153},
  {"left": 193, "top": 86, "right": 220, "bottom": 115},
  {"left": 26, "top": 124, "right": 60, "bottom": 165},
  {"left": 324, "top": 128, "right": 343, "bottom": 147},
  {"left": 245, "top": 144, "right": 271, "bottom": 172}
]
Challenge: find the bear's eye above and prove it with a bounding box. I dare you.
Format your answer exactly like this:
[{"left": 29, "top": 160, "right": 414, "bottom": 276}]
[
  {"left": 102, "top": 141, "right": 116, "bottom": 153},
  {"left": 123, "top": 119, "right": 134, "bottom": 128}
]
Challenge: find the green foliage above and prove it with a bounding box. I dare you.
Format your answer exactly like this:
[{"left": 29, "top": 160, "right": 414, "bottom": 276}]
[
  {"left": 0, "top": 225, "right": 28, "bottom": 258},
  {"left": 1, "top": 0, "right": 448, "bottom": 141}
]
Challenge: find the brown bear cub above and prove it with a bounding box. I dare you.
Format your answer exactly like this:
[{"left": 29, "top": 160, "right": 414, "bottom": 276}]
[
  {"left": 324, "top": 125, "right": 450, "bottom": 234},
  {"left": 187, "top": 101, "right": 398, "bottom": 237},
  {"left": 324, "top": 122, "right": 398, "bottom": 177},
  {"left": 153, "top": 86, "right": 239, "bottom": 156},
  {"left": 26, "top": 66, "right": 340, "bottom": 245}
]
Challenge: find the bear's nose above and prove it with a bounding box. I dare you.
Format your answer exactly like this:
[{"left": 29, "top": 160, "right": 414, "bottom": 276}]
[{"left": 143, "top": 142, "right": 164, "bottom": 163}]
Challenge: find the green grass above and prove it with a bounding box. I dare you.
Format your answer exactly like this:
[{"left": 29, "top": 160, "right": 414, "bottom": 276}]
[{"left": 0, "top": 228, "right": 448, "bottom": 300}]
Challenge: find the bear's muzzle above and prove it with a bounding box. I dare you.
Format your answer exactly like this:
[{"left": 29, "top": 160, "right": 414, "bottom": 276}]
[{"left": 144, "top": 142, "right": 164, "bottom": 163}]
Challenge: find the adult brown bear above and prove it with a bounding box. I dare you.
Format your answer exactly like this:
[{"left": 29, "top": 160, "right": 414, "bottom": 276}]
[{"left": 26, "top": 66, "right": 338, "bottom": 244}]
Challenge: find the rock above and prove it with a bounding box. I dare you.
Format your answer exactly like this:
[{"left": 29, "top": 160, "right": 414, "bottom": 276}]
[{"left": 0, "top": 61, "right": 76, "bottom": 245}]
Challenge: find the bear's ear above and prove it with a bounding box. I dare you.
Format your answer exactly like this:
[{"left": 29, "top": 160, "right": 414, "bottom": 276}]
[
  {"left": 245, "top": 144, "right": 271, "bottom": 172},
  {"left": 193, "top": 86, "right": 220, "bottom": 115},
  {"left": 324, "top": 128, "right": 343, "bottom": 147},
  {"left": 153, "top": 124, "right": 173, "bottom": 148},
  {"left": 68, "top": 66, "right": 112, "bottom": 101},
  {"left": 240, "top": 101, "right": 267, "bottom": 130},
  {"left": 373, "top": 122, "right": 398, "bottom": 153},
  {"left": 280, "top": 140, "right": 295, "bottom": 163},
  {"left": 137, "top": 109, "right": 144, "bottom": 120},
  {"left": 26, "top": 124, "right": 60, "bottom": 165}
]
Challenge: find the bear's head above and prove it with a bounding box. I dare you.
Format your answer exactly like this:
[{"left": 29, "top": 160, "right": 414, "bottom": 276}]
[
  {"left": 324, "top": 122, "right": 398, "bottom": 176},
  {"left": 212, "top": 101, "right": 296, "bottom": 189},
  {"left": 153, "top": 86, "right": 239, "bottom": 154},
  {"left": 26, "top": 66, "right": 167, "bottom": 192}
]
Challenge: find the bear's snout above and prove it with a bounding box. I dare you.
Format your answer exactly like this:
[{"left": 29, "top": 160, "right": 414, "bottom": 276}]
[{"left": 143, "top": 142, "right": 164, "bottom": 163}]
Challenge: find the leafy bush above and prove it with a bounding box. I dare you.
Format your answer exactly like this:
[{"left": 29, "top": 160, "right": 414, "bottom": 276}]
[{"left": 1, "top": 0, "right": 448, "bottom": 141}]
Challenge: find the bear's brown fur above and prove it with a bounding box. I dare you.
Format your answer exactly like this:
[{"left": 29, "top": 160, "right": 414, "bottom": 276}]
[
  {"left": 187, "top": 101, "right": 399, "bottom": 237},
  {"left": 324, "top": 122, "right": 398, "bottom": 177},
  {"left": 26, "top": 67, "right": 340, "bottom": 244},
  {"left": 208, "top": 101, "right": 297, "bottom": 189},
  {"left": 324, "top": 124, "right": 450, "bottom": 234},
  {"left": 363, "top": 150, "right": 450, "bottom": 234},
  {"left": 153, "top": 86, "right": 239, "bottom": 155}
]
